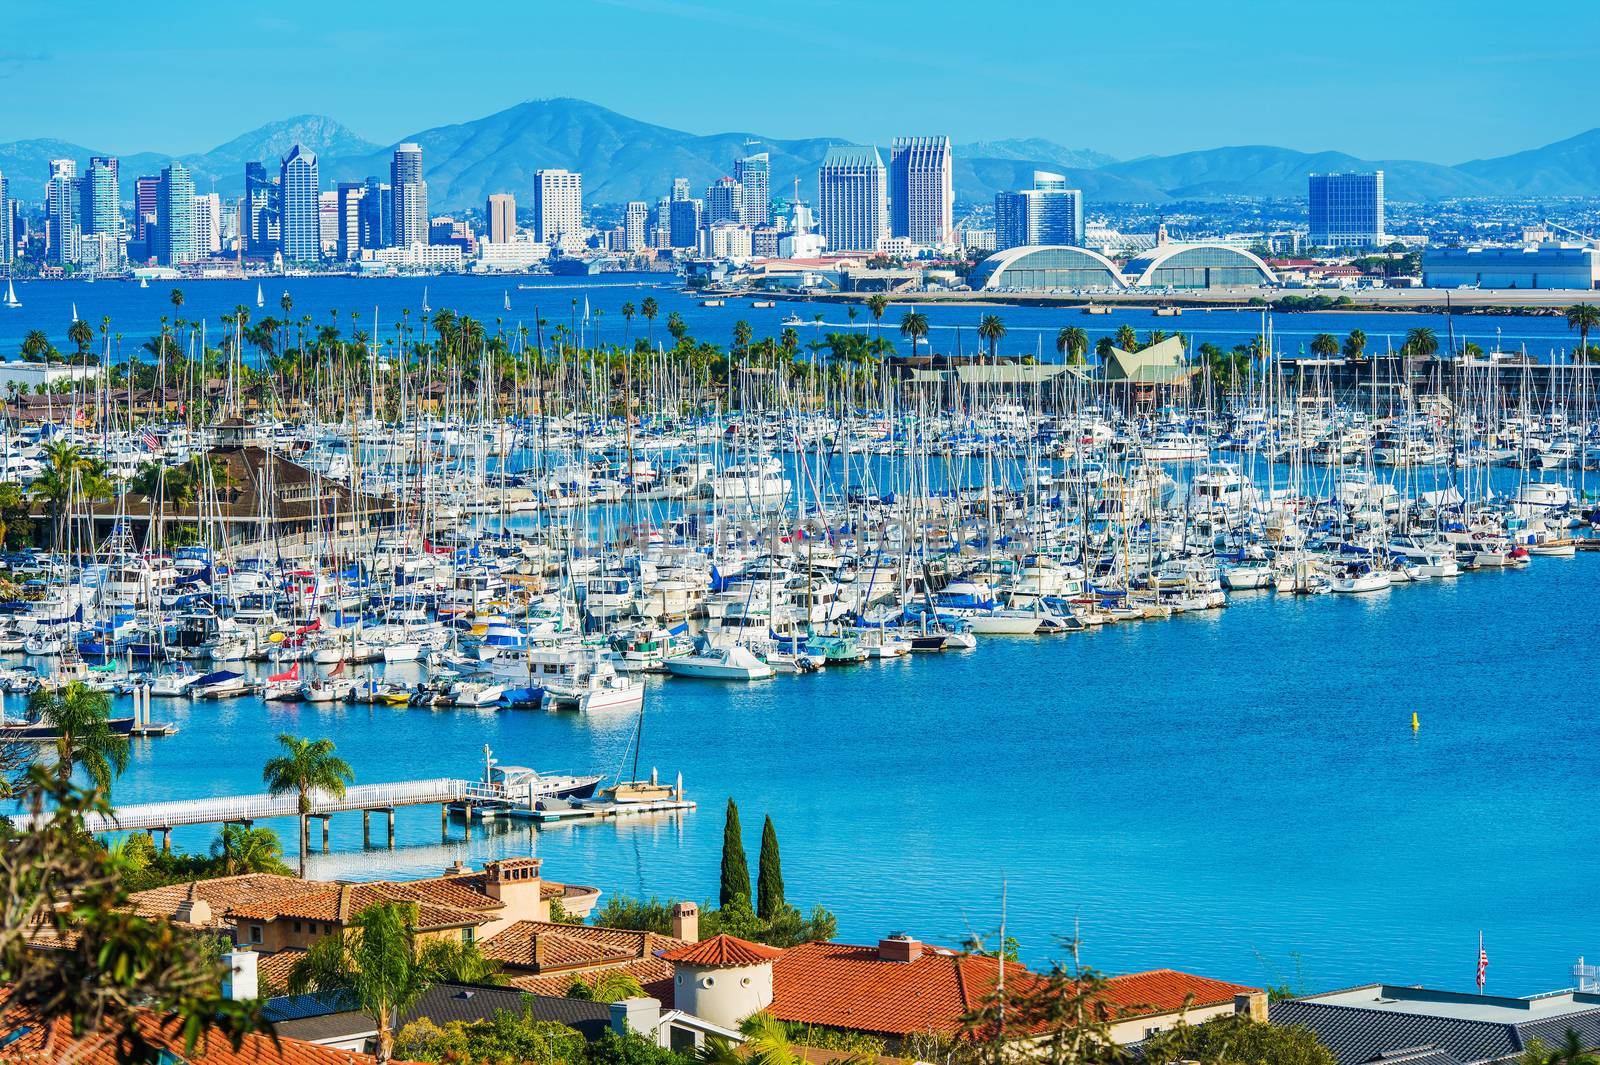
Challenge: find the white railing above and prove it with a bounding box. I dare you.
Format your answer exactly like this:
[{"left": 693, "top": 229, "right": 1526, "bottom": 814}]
[{"left": 25, "top": 778, "right": 478, "bottom": 833}]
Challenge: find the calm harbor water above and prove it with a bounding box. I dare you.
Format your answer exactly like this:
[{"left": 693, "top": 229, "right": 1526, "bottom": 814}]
[
  {"left": 3, "top": 274, "right": 1596, "bottom": 998},
  {"left": 18, "top": 551, "right": 1593, "bottom": 999},
  {"left": 0, "top": 273, "right": 1590, "bottom": 361}
]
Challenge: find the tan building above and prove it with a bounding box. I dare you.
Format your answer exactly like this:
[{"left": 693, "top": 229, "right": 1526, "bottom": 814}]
[{"left": 487, "top": 193, "right": 517, "bottom": 245}]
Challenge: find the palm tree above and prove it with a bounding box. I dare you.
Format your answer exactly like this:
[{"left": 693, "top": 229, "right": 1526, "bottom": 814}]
[
  {"left": 1056, "top": 326, "right": 1088, "bottom": 365},
  {"left": 262, "top": 733, "right": 354, "bottom": 876},
  {"left": 1534, "top": 1029, "right": 1600, "bottom": 1065},
  {"left": 1343, "top": 329, "right": 1368, "bottom": 360},
  {"left": 31, "top": 441, "right": 109, "bottom": 547},
  {"left": 415, "top": 937, "right": 506, "bottom": 986},
  {"left": 26, "top": 681, "right": 128, "bottom": 792},
  {"left": 640, "top": 296, "right": 659, "bottom": 348},
  {"left": 20, "top": 329, "right": 50, "bottom": 362},
  {"left": 866, "top": 294, "right": 889, "bottom": 356},
  {"left": 67, "top": 318, "right": 93, "bottom": 357},
  {"left": 977, "top": 314, "right": 1007, "bottom": 363},
  {"left": 898, "top": 311, "right": 929, "bottom": 359},
  {"left": 211, "top": 824, "right": 289, "bottom": 875},
  {"left": 1403, "top": 327, "right": 1438, "bottom": 359},
  {"left": 287, "top": 902, "right": 431, "bottom": 1064},
  {"left": 1309, "top": 333, "right": 1339, "bottom": 358},
  {"left": 1114, "top": 324, "right": 1138, "bottom": 351},
  {"left": 1565, "top": 303, "right": 1600, "bottom": 363}
]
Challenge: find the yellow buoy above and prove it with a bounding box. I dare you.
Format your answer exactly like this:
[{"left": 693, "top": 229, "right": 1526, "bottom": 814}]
[{"left": 1412, "top": 712, "right": 1420, "bottom": 732}]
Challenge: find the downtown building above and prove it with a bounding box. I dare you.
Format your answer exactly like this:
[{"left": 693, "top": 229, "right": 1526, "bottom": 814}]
[
  {"left": 486, "top": 193, "right": 516, "bottom": 245},
  {"left": 391, "top": 143, "right": 428, "bottom": 248},
  {"left": 0, "top": 170, "right": 10, "bottom": 265},
  {"left": 623, "top": 200, "right": 649, "bottom": 251},
  {"left": 1308, "top": 171, "right": 1385, "bottom": 248},
  {"left": 279, "top": 144, "right": 321, "bottom": 263},
  {"left": 733, "top": 153, "right": 770, "bottom": 226},
  {"left": 45, "top": 159, "right": 79, "bottom": 265},
  {"left": 532, "top": 169, "right": 583, "bottom": 249},
  {"left": 243, "top": 161, "right": 279, "bottom": 256},
  {"left": 889, "top": 136, "right": 953, "bottom": 248},
  {"left": 994, "top": 171, "right": 1084, "bottom": 250},
  {"left": 155, "top": 161, "right": 197, "bottom": 266},
  {"left": 818, "top": 145, "right": 888, "bottom": 253},
  {"left": 704, "top": 176, "right": 742, "bottom": 226},
  {"left": 336, "top": 182, "right": 368, "bottom": 260}
]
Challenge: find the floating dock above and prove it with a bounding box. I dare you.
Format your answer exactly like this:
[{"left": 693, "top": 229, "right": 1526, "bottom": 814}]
[{"left": 520, "top": 796, "right": 696, "bottom": 824}]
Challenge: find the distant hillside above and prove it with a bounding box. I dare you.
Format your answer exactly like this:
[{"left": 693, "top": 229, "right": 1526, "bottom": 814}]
[{"left": 4, "top": 100, "right": 1600, "bottom": 209}]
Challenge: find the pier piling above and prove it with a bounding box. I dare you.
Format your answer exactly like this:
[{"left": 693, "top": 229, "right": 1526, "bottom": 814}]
[
  {"left": 362, "top": 810, "right": 370, "bottom": 847},
  {"left": 440, "top": 804, "right": 448, "bottom": 839}
]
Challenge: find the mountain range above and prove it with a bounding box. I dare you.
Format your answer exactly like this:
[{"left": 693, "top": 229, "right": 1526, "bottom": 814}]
[{"left": 3, "top": 98, "right": 1598, "bottom": 210}]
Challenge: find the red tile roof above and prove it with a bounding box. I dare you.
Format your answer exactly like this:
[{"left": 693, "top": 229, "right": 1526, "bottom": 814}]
[
  {"left": 660, "top": 934, "right": 784, "bottom": 967},
  {"left": 1101, "top": 969, "right": 1258, "bottom": 1013},
  {"left": 765, "top": 943, "right": 1259, "bottom": 1039}
]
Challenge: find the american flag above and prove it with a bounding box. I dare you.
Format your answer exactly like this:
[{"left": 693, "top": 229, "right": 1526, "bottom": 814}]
[
  {"left": 141, "top": 431, "right": 159, "bottom": 451},
  {"left": 1477, "top": 933, "right": 1488, "bottom": 992}
]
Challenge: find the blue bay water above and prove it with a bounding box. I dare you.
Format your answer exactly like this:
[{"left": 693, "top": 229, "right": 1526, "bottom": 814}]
[
  {"left": 49, "top": 553, "right": 1599, "bottom": 1000},
  {"left": 0, "top": 273, "right": 1589, "bottom": 362},
  {"left": 3, "top": 274, "right": 1596, "bottom": 999}
]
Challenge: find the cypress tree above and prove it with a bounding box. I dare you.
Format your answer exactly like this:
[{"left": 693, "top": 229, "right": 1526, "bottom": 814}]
[
  {"left": 719, "top": 797, "right": 750, "bottom": 908},
  {"left": 756, "top": 814, "right": 785, "bottom": 920}
]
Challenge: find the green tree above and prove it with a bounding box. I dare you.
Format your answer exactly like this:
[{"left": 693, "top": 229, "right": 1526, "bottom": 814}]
[
  {"left": 210, "top": 824, "right": 291, "bottom": 876},
  {"left": 416, "top": 936, "right": 507, "bottom": 986},
  {"left": 719, "top": 798, "right": 750, "bottom": 908},
  {"left": 640, "top": 296, "right": 660, "bottom": 348},
  {"left": 756, "top": 815, "right": 785, "bottom": 921},
  {"left": 961, "top": 937, "right": 1122, "bottom": 1065},
  {"left": 261, "top": 733, "right": 354, "bottom": 877},
  {"left": 1566, "top": 303, "right": 1600, "bottom": 364},
  {"left": 26, "top": 681, "right": 128, "bottom": 793},
  {"left": 1403, "top": 327, "right": 1438, "bottom": 359},
  {"left": 1309, "top": 333, "right": 1339, "bottom": 358},
  {"left": 899, "top": 311, "right": 930, "bottom": 360},
  {"left": 19, "top": 328, "right": 52, "bottom": 362},
  {"left": 567, "top": 970, "right": 647, "bottom": 1003},
  {"left": 288, "top": 901, "right": 432, "bottom": 1064},
  {"left": 1114, "top": 323, "right": 1138, "bottom": 351},
  {"left": 0, "top": 770, "right": 264, "bottom": 1065},
  {"left": 1057, "top": 326, "right": 1089, "bottom": 364},
  {"left": 1342, "top": 329, "right": 1367, "bottom": 360},
  {"left": 31, "top": 441, "right": 112, "bottom": 547},
  {"left": 977, "top": 314, "right": 1007, "bottom": 363},
  {"left": 1143, "top": 1012, "right": 1335, "bottom": 1065},
  {"left": 0, "top": 480, "right": 34, "bottom": 548},
  {"left": 590, "top": 894, "right": 679, "bottom": 934},
  {"left": 1522, "top": 1030, "right": 1600, "bottom": 1065},
  {"left": 67, "top": 318, "right": 93, "bottom": 356}
]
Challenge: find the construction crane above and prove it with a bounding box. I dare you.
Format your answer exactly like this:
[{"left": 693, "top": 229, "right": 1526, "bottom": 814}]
[{"left": 1541, "top": 218, "right": 1595, "bottom": 243}]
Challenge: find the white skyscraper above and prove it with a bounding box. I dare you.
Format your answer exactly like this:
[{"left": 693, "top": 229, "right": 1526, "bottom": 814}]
[
  {"left": 817, "top": 146, "right": 888, "bottom": 253},
  {"left": 994, "top": 171, "right": 1084, "bottom": 249},
  {"left": 192, "top": 192, "right": 222, "bottom": 255},
  {"left": 278, "top": 144, "right": 321, "bottom": 263},
  {"left": 533, "top": 169, "right": 583, "bottom": 247},
  {"left": 46, "top": 159, "right": 79, "bottom": 265},
  {"left": 624, "top": 201, "right": 648, "bottom": 251},
  {"left": 391, "top": 143, "right": 428, "bottom": 247},
  {"left": 889, "top": 136, "right": 953, "bottom": 247},
  {"left": 733, "top": 153, "right": 771, "bottom": 226}
]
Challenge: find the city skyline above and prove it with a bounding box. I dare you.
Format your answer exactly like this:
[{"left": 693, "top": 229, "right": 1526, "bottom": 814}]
[{"left": 3, "top": 1, "right": 1597, "bottom": 163}]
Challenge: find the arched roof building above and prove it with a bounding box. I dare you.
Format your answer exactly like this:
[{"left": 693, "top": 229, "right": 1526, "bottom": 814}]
[
  {"left": 971, "top": 245, "right": 1127, "bottom": 291},
  {"left": 1122, "top": 244, "right": 1277, "bottom": 289}
]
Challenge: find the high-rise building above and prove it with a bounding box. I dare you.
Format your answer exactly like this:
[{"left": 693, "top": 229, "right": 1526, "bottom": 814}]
[
  {"left": 993, "top": 171, "right": 1083, "bottom": 250},
  {"left": 1308, "top": 171, "right": 1385, "bottom": 248},
  {"left": 244, "top": 161, "right": 278, "bottom": 255},
  {"left": 391, "top": 143, "right": 427, "bottom": 247},
  {"left": 668, "top": 198, "right": 701, "bottom": 249},
  {"left": 135, "top": 176, "right": 160, "bottom": 244},
  {"left": 45, "top": 159, "right": 79, "bottom": 265},
  {"left": 0, "top": 170, "right": 11, "bottom": 265},
  {"left": 318, "top": 191, "right": 340, "bottom": 256},
  {"left": 155, "top": 161, "right": 197, "bottom": 266},
  {"left": 361, "top": 178, "right": 393, "bottom": 250},
  {"left": 532, "top": 169, "right": 583, "bottom": 247},
  {"left": 705, "top": 176, "right": 743, "bottom": 226},
  {"left": 671, "top": 178, "right": 691, "bottom": 202},
  {"left": 192, "top": 192, "right": 222, "bottom": 255},
  {"left": 83, "top": 156, "right": 121, "bottom": 239},
  {"left": 486, "top": 193, "right": 516, "bottom": 244},
  {"left": 817, "top": 145, "right": 888, "bottom": 253},
  {"left": 889, "top": 136, "right": 953, "bottom": 246},
  {"left": 278, "top": 144, "right": 320, "bottom": 262},
  {"left": 336, "top": 182, "right": 367, "bottom": 260},
  {"left": 733, "top": 153, "right": 770, "bottom": 226},
  {"left": 624, "top": 201, "right": 648, "bottom": 252}
]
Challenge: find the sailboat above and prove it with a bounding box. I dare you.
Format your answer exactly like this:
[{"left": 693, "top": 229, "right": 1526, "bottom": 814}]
[
  {"left": 503, "top": 290, "right": 511, "bottom": 312},
  {"left": 3, "top": 278, "right": 19, "bottom": 309},
  {"left": 139, "top": 277, "right": 149, "bottom": 289},
  {"left": 71, "top": 302, "right": 78, "bottom": 322},
  {"left": 422, "top": 286, "right": 430, "bottom": 314},
  {"left": 256, "top": 283, "right": 264, "bottom": 308}
]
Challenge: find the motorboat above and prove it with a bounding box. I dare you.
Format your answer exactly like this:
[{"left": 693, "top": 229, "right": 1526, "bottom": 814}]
[{"left": 665, "top": 642, "right": 774, "bottom": 680}]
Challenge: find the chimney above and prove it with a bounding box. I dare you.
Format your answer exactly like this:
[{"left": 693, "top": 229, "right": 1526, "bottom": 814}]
[
  {"left": 445, "top": 860, "right": 470, "bottom": 875},
  {"left": 878, "top": 934, "right": 922, "bottom": 963},
  {"left": 1235, "top": 991, "right": 1269, "bottom": 1022},
  {"left": 671, "top": 901, "right": 699, "bottom": 942},
  {"left": 484, "top": 857, "right": 544, "bottom": 921},
  {"left": 533, "top": 933, "right": 548, "bottom": 972},
  {"left": 173, "top": 897, "right": 213, "bottom": 926},
  {"left": 223, "top": 949, "right": 258, "bottom": 1000},
  {"left": 609, "top": 997, "right": 662, "bottom": 1041}
]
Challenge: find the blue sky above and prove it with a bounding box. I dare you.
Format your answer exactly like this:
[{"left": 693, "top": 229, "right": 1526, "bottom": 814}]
[{"left": 5, "top": 0, "right": 1597, "bottom": 161}]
